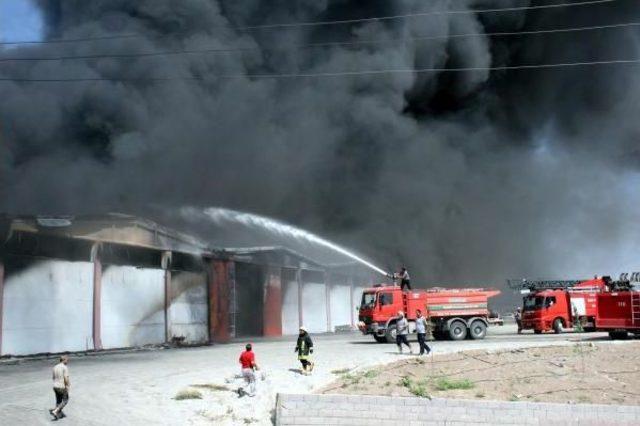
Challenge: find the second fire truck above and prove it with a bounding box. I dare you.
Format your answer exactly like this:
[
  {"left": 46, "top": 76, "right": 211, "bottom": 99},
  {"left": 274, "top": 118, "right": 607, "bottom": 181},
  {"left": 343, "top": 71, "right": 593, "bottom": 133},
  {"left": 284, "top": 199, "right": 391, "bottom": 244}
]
[{"left": 508, "top": 277, "right": 608, "bottom": 334}]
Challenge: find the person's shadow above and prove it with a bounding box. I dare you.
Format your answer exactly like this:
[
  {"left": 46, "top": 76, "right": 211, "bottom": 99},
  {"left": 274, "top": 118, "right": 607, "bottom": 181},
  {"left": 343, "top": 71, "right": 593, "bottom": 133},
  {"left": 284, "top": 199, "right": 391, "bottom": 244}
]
[{"left": 288, "top": 368, "right": 304, "bottom": 375}]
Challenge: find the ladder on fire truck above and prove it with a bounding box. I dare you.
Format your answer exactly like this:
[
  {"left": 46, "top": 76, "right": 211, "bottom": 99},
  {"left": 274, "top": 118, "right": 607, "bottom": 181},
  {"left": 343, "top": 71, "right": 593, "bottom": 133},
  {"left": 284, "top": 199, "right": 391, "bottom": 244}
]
[
  {"left": 506, "top": 279, "right": 583, "bottom": 291},
  {"left": 632, "top": 293, "right": 640, "bottom": 327}
]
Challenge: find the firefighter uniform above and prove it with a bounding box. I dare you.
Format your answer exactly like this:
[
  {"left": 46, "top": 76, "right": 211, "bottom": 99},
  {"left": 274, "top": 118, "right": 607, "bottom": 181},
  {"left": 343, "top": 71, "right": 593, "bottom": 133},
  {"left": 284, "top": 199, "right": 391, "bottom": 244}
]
[{"left": 295, "top": 327, "right": 314, "bottom": 374}]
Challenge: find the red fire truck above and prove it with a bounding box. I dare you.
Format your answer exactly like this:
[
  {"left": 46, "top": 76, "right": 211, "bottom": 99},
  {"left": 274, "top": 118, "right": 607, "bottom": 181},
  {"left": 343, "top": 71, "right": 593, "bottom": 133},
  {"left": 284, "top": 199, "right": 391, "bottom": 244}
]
[
  {"left": 508, "top": 278, "right": 607, "bottom": 334},
  {"left": 357, "top": 284, "right": 500, "bottom": 343},
  {"left": 594, "top": 273, "right": 640, "bottom": 339}
]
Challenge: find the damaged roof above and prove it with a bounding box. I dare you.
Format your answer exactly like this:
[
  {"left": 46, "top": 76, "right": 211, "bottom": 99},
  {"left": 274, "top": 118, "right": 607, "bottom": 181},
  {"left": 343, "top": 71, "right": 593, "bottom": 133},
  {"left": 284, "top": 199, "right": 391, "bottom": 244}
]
[{"left": 0, "top": 213, "right": 208, "bottom": 255}]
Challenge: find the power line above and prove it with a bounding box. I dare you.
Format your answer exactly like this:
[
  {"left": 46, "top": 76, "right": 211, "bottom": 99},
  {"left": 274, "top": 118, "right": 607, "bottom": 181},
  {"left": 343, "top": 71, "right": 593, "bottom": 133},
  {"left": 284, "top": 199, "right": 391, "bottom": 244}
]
[
  {"left": 1, "top": 58, "right": 638, "bottom": 83},
  {"left": 239, "top": 0, "right": 617, "bottom": 30},
  {"left": 0, "top": 0, "right": 618, "bottom": 46},
  {"left": 2, "top": 21, "right": 638, "bottom": 64}
]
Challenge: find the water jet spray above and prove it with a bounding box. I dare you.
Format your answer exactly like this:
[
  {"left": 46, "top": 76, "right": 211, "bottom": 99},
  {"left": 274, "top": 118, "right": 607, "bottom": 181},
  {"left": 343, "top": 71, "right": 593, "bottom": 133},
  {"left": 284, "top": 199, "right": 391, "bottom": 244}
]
[{"left": 181, "top": 207, "right": 389, "bottom": 276}]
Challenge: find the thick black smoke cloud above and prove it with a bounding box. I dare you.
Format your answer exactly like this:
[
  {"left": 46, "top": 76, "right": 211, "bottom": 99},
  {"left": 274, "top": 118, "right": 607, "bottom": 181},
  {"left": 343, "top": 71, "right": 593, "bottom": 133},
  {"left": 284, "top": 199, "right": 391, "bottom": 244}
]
[{"left": 1, "top": 1, "right": 639, "bottom": 305}]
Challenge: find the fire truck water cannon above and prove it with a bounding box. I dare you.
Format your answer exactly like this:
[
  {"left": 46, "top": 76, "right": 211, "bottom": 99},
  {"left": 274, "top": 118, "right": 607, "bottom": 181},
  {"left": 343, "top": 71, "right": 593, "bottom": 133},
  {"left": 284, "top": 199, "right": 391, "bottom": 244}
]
[
  {"left": 508, "top": 272, "right": 640, "bottom": 334},
  {"left": 357, "top": 284, "right": 500, "bottom": 343}
]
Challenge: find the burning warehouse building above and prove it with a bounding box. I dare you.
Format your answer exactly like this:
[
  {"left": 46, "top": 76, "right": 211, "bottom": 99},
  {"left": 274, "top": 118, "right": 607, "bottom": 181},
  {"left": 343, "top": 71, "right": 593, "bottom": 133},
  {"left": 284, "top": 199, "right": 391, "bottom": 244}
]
[{"left": 0, "top": 214, "right": 375, "bottom": 356}]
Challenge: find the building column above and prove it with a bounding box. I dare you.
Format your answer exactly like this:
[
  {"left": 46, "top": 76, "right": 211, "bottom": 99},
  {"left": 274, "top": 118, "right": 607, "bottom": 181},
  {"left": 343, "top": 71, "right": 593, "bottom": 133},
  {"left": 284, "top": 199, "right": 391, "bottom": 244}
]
[
  {"left": 0, "top": 260, "right": 4, "bottom": 355},
  {"left": 91, "top": 244, "right": 102, "bottom": 351},
  {"left": 208, "top": 259, "right": 233, "bottom": 343},
  {"left": 162, "top": 252, "right": 172, "bottom": 343},
  {"left": 263, "top": 266, "right": 283, "bottom": 337},
  {"left": 325, "top": 272, "right": 332, "bottom": 333},
  {"left": 296, "top": 269, "right": 303, "bottom": 328},
  {"left": 349, "top": 276, "right": 355, "bottom": 328}
]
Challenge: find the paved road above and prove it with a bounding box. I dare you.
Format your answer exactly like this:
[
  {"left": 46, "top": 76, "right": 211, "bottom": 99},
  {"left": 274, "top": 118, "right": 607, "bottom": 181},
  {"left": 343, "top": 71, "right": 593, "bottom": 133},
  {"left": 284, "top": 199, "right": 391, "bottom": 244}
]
[{"left": 0, "top": 326, "right": 612, "bottom": 425}]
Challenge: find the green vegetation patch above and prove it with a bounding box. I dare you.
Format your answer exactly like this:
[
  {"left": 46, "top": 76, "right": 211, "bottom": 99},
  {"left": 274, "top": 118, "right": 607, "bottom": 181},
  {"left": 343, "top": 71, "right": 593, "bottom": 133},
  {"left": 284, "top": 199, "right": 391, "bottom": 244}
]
[
  {"left": 175, "top": 388, "right": 203, "bottom": 400},
  {"left": 400, "top": 376, "right": 431, "bottom": 399},
  {"left": 434, "top": 377, "right": 474, "bottom": 391}
]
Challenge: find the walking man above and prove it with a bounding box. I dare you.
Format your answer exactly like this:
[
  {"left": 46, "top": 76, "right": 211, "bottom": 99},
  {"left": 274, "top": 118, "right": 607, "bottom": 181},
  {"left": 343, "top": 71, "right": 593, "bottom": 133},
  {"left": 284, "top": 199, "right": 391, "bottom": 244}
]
[
  {"left": 415, "top": 309, "right": 431, "bottom": 355},
  {"left": 295, "top": 326, "right": 314, "bottom": 375},
  {"left": 49, "top": 355, "right": 70, "bottom": 420},
  {"left": 395, "top": 311, "right": 413, "bottom": 354},
  {"left": 239, "top": 343, "right": 260, "bottom": 396},
  {"left": 515, "top": 307, "right": 523, "bottom": 334}
]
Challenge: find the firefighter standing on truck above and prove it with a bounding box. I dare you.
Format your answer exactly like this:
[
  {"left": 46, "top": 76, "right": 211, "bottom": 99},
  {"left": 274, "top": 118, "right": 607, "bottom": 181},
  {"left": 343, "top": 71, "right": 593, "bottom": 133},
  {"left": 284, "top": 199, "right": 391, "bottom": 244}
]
[
  {"left": 388, "top": 267, "right": 412, "bottom": 291},
  {"left": 295, "top": 326, "right": 314, "bottom": 375},
  {"left": 399, "top": 267, "right": 412, "bottom": 291}
]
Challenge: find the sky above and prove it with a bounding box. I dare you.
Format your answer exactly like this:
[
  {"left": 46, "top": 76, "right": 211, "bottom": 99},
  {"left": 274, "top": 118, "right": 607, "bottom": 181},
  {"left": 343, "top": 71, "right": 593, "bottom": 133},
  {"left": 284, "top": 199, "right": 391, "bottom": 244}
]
[{"left": 0, "top": 0, "right": 41, "bottom": 42}]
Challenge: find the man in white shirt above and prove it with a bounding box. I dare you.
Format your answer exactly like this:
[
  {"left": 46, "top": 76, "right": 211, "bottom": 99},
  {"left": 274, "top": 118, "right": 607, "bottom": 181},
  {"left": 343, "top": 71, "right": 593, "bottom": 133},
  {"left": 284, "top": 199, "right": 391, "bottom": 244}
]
[
  {"left": 395, "top": 311, "right": 413, "bottom": 354},
  {"left": 415, "top": 310, "right": 431, "bottom": 355},
  {"left": 49, "top": 356, "right": 70, "bottom": 420}
]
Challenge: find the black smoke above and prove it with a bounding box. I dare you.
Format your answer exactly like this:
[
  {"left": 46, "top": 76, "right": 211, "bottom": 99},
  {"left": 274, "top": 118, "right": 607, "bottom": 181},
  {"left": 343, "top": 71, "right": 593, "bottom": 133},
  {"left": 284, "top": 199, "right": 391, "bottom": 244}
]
[{"left": 1, "top": 1, "right": 639, "bottom": 306}]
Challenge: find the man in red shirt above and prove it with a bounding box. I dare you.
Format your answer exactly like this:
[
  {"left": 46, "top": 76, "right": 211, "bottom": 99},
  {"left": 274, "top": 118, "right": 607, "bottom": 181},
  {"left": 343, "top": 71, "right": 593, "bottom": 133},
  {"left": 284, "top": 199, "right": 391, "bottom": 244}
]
[{"left": 239, "top": 343, "right": 259, "bottom": 396}]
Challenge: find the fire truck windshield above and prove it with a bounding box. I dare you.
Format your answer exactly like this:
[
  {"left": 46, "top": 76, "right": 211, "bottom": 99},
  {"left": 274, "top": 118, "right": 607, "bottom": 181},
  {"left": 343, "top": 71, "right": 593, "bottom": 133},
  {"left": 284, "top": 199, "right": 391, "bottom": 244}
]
[
  {"left": 361, "top": 292, "right": 376, "bottom": 309},
  {"left": 523, "top": 296, "right": 544, "bottom": 311}
]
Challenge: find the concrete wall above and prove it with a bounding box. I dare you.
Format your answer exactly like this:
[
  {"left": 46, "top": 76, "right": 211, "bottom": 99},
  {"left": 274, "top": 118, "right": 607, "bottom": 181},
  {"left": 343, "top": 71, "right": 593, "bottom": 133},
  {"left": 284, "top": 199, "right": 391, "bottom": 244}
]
[
  {"left": 101, "top": 266, "right": 165, "bottom": 349},
  {"left": 329, "top": 285, "right": 352, "bottom": 331},
  {"left": 168, "top": 271, "right": 207, "bottom": 344},
  {"left": 277, "top": 393, "right": 640, "bottom": 426},
  {"left": 281, "top": 273, "right": 300, "bottom": 335},
  {"left": 301, "top": 282, "right": 327, "bottom": 333},
  {"left": 2, "top": 260, "right": 94, "bottom": 355},
  {"left": 352, "top": 286, "right": 365, "bottom": 326}
]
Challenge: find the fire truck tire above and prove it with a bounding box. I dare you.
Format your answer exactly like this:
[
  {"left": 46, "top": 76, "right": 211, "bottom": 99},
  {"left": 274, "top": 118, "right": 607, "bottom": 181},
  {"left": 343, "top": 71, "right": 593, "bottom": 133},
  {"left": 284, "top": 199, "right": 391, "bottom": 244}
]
[
  {"left": 469, "top": 320, "right": 487, "bottom": 340},
  {"left": 448, "top": 320, "right": 468, "bottom": 341},
  {"left": 373, "top": 335, "right": 387, "bottom": 343},
  {"left": 385, "top": 325, "right": 397, "bottom": 343},
  {"left": 553, "top": 318, "right": 564, "bottom": 334}
]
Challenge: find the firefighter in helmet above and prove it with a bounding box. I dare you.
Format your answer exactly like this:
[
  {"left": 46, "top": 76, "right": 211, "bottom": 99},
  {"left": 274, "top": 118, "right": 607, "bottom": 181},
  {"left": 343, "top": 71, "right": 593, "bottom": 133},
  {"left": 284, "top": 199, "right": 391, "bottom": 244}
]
[{"left": 295, "top": 326, "right": 314, "bottom": 375}]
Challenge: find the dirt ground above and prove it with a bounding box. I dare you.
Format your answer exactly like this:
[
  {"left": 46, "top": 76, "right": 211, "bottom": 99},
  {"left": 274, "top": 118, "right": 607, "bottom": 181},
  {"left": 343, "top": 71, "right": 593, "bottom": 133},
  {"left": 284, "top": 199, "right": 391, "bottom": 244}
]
[
  {"left": 1, "top": 327, "right": 624, "bottom": 425},
  {"left": 321, "top": 341, "right": 640, "bottom": 405}
]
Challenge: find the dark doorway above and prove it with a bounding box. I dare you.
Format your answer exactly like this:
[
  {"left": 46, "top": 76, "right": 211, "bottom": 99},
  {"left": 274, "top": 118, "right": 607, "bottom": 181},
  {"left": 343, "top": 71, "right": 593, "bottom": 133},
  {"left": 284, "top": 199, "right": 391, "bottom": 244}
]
[{"left": 234, "top": 262, "right": 264, "bottom": 337}]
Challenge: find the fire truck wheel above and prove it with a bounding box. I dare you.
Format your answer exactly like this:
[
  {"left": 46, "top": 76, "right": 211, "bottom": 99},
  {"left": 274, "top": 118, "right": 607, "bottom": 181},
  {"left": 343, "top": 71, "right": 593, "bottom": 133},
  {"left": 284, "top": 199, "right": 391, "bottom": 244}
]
[
  {"left": 553, "top": 318, "right": 564, "bottom": 334},
  {"left": 373, "top": 335, "right": 387, "bottom": 343},
  {"left": 448, "top": 320, "right": 468, "bottom": 341},
  {"left": 385, "top": 325, "right": 397, "bottom": 344},
  {"left": 469, "top": 320, "right": 487, "bottom": 340}
]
